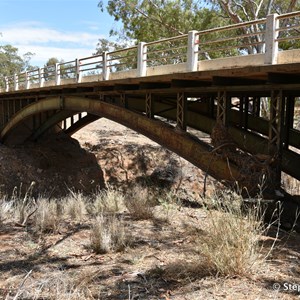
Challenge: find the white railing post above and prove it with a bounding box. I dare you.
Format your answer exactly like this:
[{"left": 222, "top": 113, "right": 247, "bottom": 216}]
[
  {"left": 265, "top": 13, "right": 279, "bottom": 64},
  {"left": 39, "top": 68, "right": 45, "bottom": 88},
  {"left": 5, "top": 76, "right": 9, "bottom": 92},
  {"left": 55, "top": 63, "right": 61, "bottom": 85},
  {"left": 137, "top": 42, "right": 147, "bottom": 77},
  {"left": 76, "top": 59, "right": 82, "bottom": 83},
  {"left": 103, "top": 52, "right": 110, "bottom": 80},
  {"left": 187, "top": 30, "right": 199, "bottom": 72},
  {"left": 14, "top": 74, "right": 19, "bottom": 91},
  {"left": 25, "top": 71, "right": 30, "bottom": 89}
]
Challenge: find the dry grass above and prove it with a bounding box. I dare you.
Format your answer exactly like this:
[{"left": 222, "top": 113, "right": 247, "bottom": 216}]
[
  {"left": 33, "top": 198, "right": 60, "bottom": 233},
  {"left": 124, "top": 185, "right": 154, "bottom": 220},
  {"left": 0, "top": 198, "right": 13, "bottom": 225},
  {"left": 6, "top": 270, "right": 97, "bottom": 300},
  {"left": 90, "top": 214, "right": 128, "bottom": 254},
  {"left": 199, "top": 191, "right": 267, "bottom": 277},
  {"left": 91, "top": 187, "right": 125, "bottom": 215},
  {"left": 282, "top": 172, "right": 300, "bottom": 195},
  {"left": 63, "top": 192, "right": 87, "bottom": 221}
]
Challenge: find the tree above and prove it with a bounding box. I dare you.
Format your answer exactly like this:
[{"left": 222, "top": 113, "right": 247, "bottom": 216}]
[
  {"left": 211, "top": 0, "right": 300, "bottom": 53},
  {"left": 98, "top": 0, "right": 300, "bottom": 56},
  {"left": 0, "top": 45, "right": 33, "bottom": 77},
  {"left": 98, "top": 0, "right": 222, "bottom": 42},
  {"left": 43, "top": 57, "right": 74, "bottom": 81},
  {"left": 0, "top": 44, "right": 35, "bottom": 89}
]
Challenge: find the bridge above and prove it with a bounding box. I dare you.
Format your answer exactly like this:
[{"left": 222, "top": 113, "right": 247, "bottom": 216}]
[{"left": 0, "top": 12, "right": 300, "bottom": 198}]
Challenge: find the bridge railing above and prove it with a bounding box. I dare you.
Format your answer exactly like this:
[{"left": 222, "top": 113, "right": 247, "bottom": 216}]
[
  {"left": 276, "top": 11, "right": 300, "bottom": 49},
  {"left": 1, "top": 11, "right": 300, "bottom": 93},
  {"left": 196, "top": 18, "right": 266, "bottom": 58}
]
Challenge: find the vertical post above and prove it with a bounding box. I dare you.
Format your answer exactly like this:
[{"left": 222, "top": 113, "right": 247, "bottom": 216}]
[
  {"left": 5, "top": 77, "right": 9, "bottom": 92},
  {"left": 39, "top": 68, "right": 45, "bottom": 88},
  {"left": 176, "top": 92, "right": 187, "bottom": 130},
  {"left": 137, "top": 42, "right": 147, "bottom": 77},
  {"left": 187, "top": 30, "right": 199, "bottom": 72},
  {"left": 55, "top": 63, "right": 61, "bottom": 85},
  {"left": 217, "top": 91, "right": 227, "bottom": 125},
  {"left": 283, "top": 96, "right": 295, "bottom": 150},
  {"left": 268, "top": 90, "right": 283, "bottom": 187},
  {"left": 76, "top": 59, "right": 82, "bottom": 83},
  {"left": 145, "top": 93, "right": 153, "bottom": 118},
  {"left": 253, "top": 97, "right": 261, "bottom": 117},
  {"left": 103, "top": 52, "right": 110, "bottom": 80},
  {"left": 25, "top": 71, "right": 30, "bottom": 89},
  {"left": 120, "top": 93, "right": 128, "bottom": 108},
  {"left": 265, "top": 13, "right": 279, "bottom": 64},
  {"left": 14, "top": 74, "right": 19, "bottom": 91}
]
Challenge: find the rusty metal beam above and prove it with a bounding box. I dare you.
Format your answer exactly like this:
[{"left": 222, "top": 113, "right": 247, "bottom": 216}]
[{"left": 176, "top": 92, "right": 186, "bottom": 130}]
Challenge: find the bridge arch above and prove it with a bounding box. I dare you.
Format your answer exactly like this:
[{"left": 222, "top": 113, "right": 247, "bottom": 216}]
[{"left": 0, "top": 96, "right": 242, "bottom": 187}]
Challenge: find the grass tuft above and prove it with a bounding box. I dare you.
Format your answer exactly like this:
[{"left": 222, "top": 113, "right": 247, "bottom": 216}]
[
  {"left": 199, "top": 191, "right": 266, "bottom": 276},
  {"left": 0, "top": 198, "right": 13, "bottom": 225},
  {"left": 64, "top": 192, "right": 87, "bottom": 221},
  {"left": 33, "top": 198, "right": 59, "bottom": 233},
  {"left": 92, "top": 187, "right": 125, "bottom": 215},
  {"left": 124, "top": 185, "right": 154, "bottom": 220},
  {"left": 90, "top": 214, "right": 128, "bottom": 254}
]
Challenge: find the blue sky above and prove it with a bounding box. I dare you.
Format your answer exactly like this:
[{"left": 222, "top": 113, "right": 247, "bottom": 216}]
[{"left": 0, "top": 0, "right": 117, "bottom": 66}]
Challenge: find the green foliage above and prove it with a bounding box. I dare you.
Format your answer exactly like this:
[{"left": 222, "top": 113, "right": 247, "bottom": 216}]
[
  {"left": 0, "top": 43, "right": 35, "bottom": 89},
  {"left": 98, "top": 0, "right": 221, "bottom": 42},
  {"left": 98, "top": 0, "right": 300, "bottom": 59},
  {"left": 43, "top": 57, "right": 75, "bottom": 81},
  {"left": 0, "top": 45, "right": 33, "bottom": 77}
]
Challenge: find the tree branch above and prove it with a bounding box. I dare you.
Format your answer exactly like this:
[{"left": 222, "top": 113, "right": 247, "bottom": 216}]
[{"left": 134, "top": 7, "right": 184, "bottom": 35}]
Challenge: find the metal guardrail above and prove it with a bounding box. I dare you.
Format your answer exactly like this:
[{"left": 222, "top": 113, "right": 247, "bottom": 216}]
[{"left": 1, "top": 11, "right": 300, "bottom": 92}]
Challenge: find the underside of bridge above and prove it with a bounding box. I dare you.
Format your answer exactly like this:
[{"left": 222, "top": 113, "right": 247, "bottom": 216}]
[{"left": 0, "top": 64, "right": 300, "bottom": 199}]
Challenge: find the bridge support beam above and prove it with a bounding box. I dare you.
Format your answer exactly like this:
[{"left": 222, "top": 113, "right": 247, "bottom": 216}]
[
  {"left": 268, "top": 90, "right": 284, "bottom": 187},
  {"left": 216, "top": 91, "right": 229, "bottom": 125},
  {"left": 146, "top": 93, "right": 153, "bottom": 119},
  {"left": 120, "top": 93, "right": 128, "bottom": 109},
  {"left": 176, "top": 92, "right": 186, "bottom": 130}
]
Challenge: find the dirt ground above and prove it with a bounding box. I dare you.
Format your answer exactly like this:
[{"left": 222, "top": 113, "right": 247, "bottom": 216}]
[{"left": 0, "top": 118, "right": 300, "bottom": 299}]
